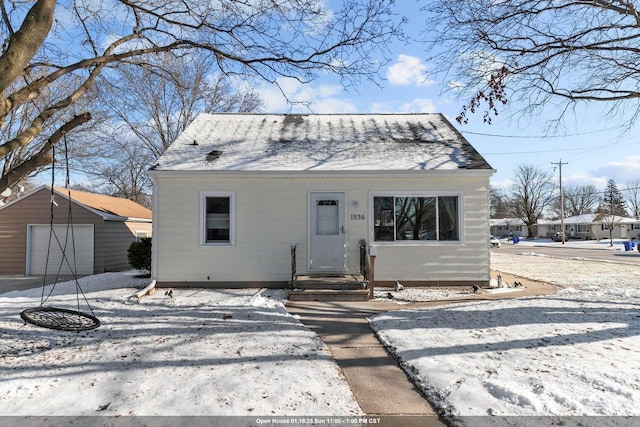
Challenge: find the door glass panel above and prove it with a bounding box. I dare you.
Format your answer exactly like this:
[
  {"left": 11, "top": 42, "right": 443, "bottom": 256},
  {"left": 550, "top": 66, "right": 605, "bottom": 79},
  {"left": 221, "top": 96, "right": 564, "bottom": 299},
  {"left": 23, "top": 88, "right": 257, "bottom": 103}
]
[{"left": 316, "top": 200, "right": 339, "bottom": 235}]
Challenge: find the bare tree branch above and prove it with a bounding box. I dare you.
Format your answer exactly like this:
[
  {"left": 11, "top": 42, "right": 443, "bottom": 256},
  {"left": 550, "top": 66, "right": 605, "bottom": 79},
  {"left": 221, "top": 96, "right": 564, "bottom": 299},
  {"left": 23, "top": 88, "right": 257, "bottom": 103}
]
[
  {"left": 1, "top": 0, "right": 402, "bottom": 188},
  {"left": 425, "top": 0, "right": 640, "bottom": 125},
  {"left": 0, "top": 112, "right": 90, "bottom": 191}
]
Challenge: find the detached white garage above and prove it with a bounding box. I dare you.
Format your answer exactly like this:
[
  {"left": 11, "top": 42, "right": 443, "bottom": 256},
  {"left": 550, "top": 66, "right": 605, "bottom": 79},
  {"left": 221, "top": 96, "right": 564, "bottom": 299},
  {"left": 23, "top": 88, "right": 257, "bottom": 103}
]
[
  {"left": 27, "top": 224, "right": 95, "bottom": 275},
  {"left": 0, "top": 186, "right": 153, "bottom": 276}
]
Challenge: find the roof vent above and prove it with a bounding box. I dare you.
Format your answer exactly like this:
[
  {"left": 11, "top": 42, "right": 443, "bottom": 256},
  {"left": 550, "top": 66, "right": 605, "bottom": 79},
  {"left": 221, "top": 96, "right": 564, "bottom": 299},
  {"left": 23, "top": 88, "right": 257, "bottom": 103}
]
[{"left": 206, "top": 150, "right": 223, "bottom": 162}]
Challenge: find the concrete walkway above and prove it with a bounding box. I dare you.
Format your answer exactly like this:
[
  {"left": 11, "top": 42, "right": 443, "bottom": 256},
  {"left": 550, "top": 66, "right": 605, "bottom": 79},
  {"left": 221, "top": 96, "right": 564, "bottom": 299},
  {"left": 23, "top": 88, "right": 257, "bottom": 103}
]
[
  {"left": 286, "top": 300, "right": 444, "bottom": 426},
  {"left": 285, "top": 271, "right": 557, "bottom": 425}
]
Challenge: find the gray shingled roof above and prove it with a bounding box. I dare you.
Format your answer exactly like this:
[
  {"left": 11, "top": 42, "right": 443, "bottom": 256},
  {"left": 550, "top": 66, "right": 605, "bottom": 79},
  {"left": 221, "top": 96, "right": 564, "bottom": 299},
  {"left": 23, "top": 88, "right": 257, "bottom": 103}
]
[{"left": 151, "top": 113, "right": 493, "bottom": 172}]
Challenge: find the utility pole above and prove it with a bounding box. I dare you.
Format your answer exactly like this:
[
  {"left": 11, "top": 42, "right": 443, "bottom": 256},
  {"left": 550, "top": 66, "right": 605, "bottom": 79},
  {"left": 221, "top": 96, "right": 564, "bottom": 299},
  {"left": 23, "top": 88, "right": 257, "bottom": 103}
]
[{"left": 552, "top": 160, "right": 568, "bottom": 244}]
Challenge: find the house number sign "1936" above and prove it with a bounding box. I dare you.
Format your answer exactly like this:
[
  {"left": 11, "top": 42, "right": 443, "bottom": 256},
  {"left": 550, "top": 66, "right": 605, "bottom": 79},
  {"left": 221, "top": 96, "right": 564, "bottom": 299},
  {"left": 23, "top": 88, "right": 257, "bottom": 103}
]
[{"left": 350, "top": 214, "right": 366, "bottom": 220}]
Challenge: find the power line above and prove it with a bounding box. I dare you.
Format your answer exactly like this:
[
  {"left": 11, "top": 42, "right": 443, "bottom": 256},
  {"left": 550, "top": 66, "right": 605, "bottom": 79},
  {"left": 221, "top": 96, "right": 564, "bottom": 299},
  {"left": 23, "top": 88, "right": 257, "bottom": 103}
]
[{"left": 461, "top": 125, "right": 624, "bottom": 139}]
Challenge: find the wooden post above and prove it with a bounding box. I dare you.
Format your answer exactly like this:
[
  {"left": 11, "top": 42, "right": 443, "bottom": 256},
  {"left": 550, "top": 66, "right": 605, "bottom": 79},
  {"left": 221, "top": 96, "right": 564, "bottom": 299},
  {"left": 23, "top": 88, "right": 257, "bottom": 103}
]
[{"left": 368, "top": 255, "right": 375, "bottom": 300}]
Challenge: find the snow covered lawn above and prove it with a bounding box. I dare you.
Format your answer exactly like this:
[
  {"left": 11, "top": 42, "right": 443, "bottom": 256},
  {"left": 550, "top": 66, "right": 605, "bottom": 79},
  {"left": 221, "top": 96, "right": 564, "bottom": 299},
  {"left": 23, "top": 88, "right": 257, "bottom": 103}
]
[
  {"left": 370, "top": 252, "right": 640, "bottom": 421},
  {"left": 0, "top": 272, "right": 360, "bottom": 416}
]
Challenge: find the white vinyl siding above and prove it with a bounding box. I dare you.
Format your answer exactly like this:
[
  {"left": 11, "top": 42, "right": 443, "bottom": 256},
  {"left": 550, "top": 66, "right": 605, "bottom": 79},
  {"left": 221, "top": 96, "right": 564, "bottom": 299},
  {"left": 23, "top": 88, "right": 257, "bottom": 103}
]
[{"left": 153, "top": 173, "right": 491, "bottom": 284}]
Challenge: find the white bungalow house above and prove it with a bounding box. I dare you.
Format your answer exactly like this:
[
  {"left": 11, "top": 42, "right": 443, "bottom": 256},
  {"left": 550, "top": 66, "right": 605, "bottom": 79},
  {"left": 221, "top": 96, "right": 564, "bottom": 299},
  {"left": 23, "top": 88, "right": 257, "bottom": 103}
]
[
  {"left": 490, "top": 217, "right": 529, "bottom": 238},
  {"left": 537, "top": 213, "right": 640, "bottom": 240},
  {"left": 148, "top": 113, "right": 495, "bottom": 289}
]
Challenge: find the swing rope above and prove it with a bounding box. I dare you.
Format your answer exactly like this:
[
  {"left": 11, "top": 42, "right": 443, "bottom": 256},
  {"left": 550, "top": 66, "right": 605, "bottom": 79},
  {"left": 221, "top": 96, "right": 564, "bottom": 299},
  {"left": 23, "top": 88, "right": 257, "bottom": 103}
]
[{"left": 21, "top": 133, "right": 100, "bottom": 332}]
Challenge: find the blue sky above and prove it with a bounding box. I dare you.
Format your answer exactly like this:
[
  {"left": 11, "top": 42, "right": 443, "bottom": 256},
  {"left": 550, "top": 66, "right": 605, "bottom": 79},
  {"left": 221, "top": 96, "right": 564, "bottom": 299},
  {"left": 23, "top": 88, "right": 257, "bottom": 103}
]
[{"left": 254, "top": 2, "right": 640, "bottom": 193}]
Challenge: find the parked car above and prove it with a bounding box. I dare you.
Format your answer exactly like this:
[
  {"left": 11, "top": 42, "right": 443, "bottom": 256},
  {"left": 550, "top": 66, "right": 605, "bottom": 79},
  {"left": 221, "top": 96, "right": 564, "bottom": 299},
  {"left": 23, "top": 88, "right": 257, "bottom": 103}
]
[
  {"left": 490, "top": 235, "right": 501, "bottom": 248},
  {"left": 552, "top": 231, "right": 566, "bottom": 242}
]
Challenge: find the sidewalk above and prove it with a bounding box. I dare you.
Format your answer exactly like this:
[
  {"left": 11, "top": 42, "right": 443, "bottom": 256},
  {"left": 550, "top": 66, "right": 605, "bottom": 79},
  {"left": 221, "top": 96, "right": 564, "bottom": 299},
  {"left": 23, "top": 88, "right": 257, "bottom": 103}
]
[
  {"left": 285, "top": 271, "right": 557, "bottom": 425},
  {"left": 286, "top": 300, "right": 444, "bottom": 426}
]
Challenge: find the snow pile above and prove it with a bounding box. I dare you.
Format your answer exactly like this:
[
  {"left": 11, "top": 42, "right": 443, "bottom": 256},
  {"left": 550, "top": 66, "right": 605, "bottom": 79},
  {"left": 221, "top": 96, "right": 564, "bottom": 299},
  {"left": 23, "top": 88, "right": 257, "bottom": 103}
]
[
  {"left": 370, "top": 253, "right": 640, "bottom": 421},
  {"left": 0, "top": 272, "right": 360, "bottom": 416},
  {"left": 491, "top": 251, "right": 640, "bottom": 296}
]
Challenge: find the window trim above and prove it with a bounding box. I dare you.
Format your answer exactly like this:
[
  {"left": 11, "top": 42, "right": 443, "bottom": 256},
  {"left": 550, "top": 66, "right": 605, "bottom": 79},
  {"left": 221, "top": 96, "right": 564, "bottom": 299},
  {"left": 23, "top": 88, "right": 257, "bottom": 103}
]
[
  {"left": 199, "top": 191, "right": 235, "bottom": 246},
  {"left": 369, "top": 191, "right": 463, "bottom": 245},
  {"left": 135, "top": 230, "right": 149, "bottom": 242}
]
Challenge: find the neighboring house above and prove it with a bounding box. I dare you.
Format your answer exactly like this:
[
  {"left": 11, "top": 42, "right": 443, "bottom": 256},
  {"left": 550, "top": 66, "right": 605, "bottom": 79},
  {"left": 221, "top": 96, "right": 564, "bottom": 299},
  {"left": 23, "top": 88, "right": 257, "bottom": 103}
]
[
  {"left": 490, "top": 218, "right": 529, "bottom": 238},
  {"left": 148, "top": 113, "right": 495, "bottom": 288},
  {"left": 0, "top": 186, "right": 152, "bottom": 275},
  {"left": 537, "top": 214, "right": 640, "bottom": 240}
]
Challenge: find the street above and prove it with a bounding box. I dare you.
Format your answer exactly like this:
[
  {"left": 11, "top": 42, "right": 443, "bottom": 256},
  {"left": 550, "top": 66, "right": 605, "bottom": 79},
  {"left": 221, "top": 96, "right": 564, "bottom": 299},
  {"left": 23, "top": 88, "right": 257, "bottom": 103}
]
[{"left": 496, "top": 241, "right": 640, "bottom": 265}]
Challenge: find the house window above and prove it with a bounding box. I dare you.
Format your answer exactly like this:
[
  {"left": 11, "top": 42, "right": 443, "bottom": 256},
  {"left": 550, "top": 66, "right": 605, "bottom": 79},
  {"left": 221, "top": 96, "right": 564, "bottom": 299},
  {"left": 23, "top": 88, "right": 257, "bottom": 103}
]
[
  {"left": 200, "top": 191, "right": 235, "bottom": 245},
  {"left": 577, "top": 225, "right": 588, "bottom": 233},
  {"left": 372, "top": 194, "right": 460, "bottom": 242},
  {"left": 135, "top": 230, "right": 148, "bottom": 242},
  {"left": 633, "top": 223, "right": 640, "bottom": 230}
]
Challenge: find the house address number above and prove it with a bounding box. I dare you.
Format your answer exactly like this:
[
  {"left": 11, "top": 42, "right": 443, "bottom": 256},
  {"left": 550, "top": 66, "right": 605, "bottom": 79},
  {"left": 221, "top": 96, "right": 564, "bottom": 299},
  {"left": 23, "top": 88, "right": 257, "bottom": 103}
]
[{"left": 350, "top": 214, "right": 366, "bottom": 220}]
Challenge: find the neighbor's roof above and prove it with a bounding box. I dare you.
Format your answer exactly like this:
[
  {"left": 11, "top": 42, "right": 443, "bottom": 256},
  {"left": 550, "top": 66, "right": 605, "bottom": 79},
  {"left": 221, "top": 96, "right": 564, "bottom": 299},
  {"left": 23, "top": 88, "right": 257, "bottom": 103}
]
[
  {"left": 490, "top": 218, "right": 527, "bottom": 227},
  {"left": 53, "top": 187, "right": 152, "bottom": 221},
  {"left": 542, "top": 213, "right": 639, "bottom": 225},
  {"left": 151, "top": 113, "right": 493, "bottom": 173}
]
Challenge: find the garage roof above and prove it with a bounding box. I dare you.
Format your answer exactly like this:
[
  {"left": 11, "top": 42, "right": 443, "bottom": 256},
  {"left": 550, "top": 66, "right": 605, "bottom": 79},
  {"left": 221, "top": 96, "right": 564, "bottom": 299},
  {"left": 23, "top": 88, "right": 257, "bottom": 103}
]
[{"left": 52, "top": 187, "right": 152, "bottom": 221}]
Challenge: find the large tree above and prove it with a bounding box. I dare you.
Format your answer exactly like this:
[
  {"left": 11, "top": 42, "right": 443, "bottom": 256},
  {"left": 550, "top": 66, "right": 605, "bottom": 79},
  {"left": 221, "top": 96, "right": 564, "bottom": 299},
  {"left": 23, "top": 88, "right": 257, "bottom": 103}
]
[
  {"left": 75, "top": 52, "right": 265, "bottom": 206},
  {"left": 623, "top": 179, "right": 640, "bottom": 219},
  {"left": 424, "top": 0, "right": 640, "bottom": 125},
  {"left": 599, "top": 179, "right": 629, "bottom": 217},
  {"left": 489, "top": 185, "right": 512, "bottom": 218},
  {"left": 597, "top": 179, "right": 629, "bottom": 245},
  {"left": 562, "top": 184, "right": 600, "bottom": 217},
  {"left": 508, "top": 164, "right": 555, "bottom": 228},
  {"left": 0, "top": 0, "right": 402, "bottom": 192}
]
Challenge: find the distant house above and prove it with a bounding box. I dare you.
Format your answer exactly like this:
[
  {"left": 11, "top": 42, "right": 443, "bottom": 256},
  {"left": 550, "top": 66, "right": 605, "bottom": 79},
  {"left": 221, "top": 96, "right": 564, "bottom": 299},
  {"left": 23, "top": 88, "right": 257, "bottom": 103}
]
[
  {"left": 537, "top": 213, "right": 640, "bottom": 240},
  {"left": 490, "top": 218, "right": 529, "bottom": 238},
  {"left": 148, "top": 113, "right": 495, "bottom": 288},
  {"left": 0, "top": 186, "right": 152, "bottom": 275}
]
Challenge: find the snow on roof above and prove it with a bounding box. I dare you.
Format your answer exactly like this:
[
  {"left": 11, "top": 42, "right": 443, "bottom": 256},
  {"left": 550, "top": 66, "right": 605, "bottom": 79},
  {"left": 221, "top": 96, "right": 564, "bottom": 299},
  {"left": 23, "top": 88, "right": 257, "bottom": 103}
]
[
  {"left": 151, "top": 113, "right": 493, "bottom": 173},
  {"left": 490, "top": 218, "right": 527, "bottom": 226},
  {"left": 542, "top": 213, "right": 639, "bottom": 225}
]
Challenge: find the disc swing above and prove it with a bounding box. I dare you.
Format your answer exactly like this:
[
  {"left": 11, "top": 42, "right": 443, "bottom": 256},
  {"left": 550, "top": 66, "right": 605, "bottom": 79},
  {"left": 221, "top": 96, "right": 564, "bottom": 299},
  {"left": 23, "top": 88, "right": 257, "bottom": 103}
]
[{"left": 20, "top": 134, "right": 100, "bottom": 332}]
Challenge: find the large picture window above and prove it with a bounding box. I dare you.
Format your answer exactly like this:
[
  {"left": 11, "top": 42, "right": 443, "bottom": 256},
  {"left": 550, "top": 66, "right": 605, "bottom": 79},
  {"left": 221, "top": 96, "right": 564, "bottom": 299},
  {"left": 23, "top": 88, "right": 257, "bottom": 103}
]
[
  {"left": 200, "top": 191, "right": 235, "bottom": 245},
  {"left": 373, "top": 194, "right": 460, "bottom": 242}
]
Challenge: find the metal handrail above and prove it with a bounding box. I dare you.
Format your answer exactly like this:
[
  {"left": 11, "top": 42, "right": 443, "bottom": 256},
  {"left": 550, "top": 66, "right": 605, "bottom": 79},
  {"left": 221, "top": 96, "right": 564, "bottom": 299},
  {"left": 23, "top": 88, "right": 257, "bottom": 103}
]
[{"left": 290, "top": 244, "right": 297, "bottom": 288}]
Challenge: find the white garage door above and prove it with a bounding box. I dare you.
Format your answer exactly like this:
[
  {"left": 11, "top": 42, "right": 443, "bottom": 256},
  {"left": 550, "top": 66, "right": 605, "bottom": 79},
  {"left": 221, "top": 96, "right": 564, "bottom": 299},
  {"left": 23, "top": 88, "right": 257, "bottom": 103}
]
[{"left": 28, "top": 225, "right": 94, "bottom": 276}]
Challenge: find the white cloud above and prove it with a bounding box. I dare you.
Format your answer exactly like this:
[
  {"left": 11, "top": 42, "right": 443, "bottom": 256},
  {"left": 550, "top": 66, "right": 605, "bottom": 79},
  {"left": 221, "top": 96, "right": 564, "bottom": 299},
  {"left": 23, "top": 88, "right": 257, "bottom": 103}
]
[
  {"left": 398, "top": 98, "right": 437, "bottom": 113},
  {"left": 386, "top": 54, "right": 434, "bottom": 87},
  {"left": 591, "top": 157, "right": 640, "bottom": 185},
  {"left": 565, "top": 157, "right": 640, "bottom": 190},
  {"left": 256, "top": 78, "right": 356, "bottom": 113}
]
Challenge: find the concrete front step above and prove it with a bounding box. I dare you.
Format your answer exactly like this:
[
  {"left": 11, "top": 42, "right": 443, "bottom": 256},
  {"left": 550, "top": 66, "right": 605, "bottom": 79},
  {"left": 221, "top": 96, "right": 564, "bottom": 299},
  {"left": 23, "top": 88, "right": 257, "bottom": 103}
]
[
  {"left": 294, "top": 282, "right": 366, "bottom": 290},
  {"left": 289, "top": 275, "right": 369, "bottom": 301},
  {"left": 288, "top": 289, "right": 370, "bottom": 301}
]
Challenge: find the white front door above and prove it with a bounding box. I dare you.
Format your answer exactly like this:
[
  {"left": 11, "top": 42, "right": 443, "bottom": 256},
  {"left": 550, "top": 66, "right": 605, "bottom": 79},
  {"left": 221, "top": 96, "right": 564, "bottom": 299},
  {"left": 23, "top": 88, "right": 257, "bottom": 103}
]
[
  {"left": 621, "top": 225, "right": 628, "bottom": 238},
  {"left": 309, "top": 192, "right": 347, "bottom": 272}
]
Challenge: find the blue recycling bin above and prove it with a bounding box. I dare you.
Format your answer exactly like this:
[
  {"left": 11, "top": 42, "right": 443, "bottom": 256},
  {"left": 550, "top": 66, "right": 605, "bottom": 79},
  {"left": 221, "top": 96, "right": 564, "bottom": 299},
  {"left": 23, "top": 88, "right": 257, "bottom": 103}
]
[
  {"left": 624, "top": 241, "right": 631, "bottom": 251},
  {"left": 513, "top": 236, "right": 519, "bottom": 244}
]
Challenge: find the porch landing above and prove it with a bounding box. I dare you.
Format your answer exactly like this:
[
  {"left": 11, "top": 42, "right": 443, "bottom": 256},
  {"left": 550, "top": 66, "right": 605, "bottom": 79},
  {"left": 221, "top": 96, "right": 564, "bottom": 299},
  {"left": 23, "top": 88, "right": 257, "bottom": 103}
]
[{"left": 288, "top": 274, "right": 369, "bottom": 301}]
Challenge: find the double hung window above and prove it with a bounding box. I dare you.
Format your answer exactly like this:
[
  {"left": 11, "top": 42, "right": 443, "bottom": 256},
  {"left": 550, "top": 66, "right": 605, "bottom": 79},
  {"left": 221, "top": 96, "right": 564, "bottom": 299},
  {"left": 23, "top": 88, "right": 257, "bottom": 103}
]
[{"left": 200, "top": 191, "right": 235, "bottom": 245}]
